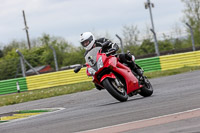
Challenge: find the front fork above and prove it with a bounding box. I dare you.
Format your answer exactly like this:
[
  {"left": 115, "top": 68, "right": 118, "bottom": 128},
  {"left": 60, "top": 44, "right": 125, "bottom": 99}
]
[
  {"left": 100, "top": 73, "right": 116, "bottom": 83},
  {"left": 96, "top": 73, "right": 124, "bottom": 90},
  {"left": 93, "top": 73, "right": 117, "bottom": 90}
]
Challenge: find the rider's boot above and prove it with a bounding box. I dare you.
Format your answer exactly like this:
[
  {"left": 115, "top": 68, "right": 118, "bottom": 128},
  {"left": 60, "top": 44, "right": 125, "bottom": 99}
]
[
  {"left": 129, "top": 61, "right": 143, "bottom": 77},
  {"left": 125, "top": 53, "right": 143, "bottom": 79}
]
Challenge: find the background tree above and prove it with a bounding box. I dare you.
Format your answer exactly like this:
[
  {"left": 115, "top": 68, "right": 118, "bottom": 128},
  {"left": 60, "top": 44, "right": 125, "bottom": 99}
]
[
  {"left": 170, "top": 23, "right": 186, "bottom": 50},
  {"left": 142, "top": 24, "right": 153, "bottom": 41},
  {"left": 122, "top": 24, "right": 140, "bottom": 46},
  {"left": 122, "top": 24, "right": 140, "bottom": 55},
  {"left": 138, "top": 39, "right": 155, "bottom": 55},
  {"left": 158, "top": 39, "right": 173, "bottom": 52},
  {"left": 2, "top": 40, "right": 27, "bottom": 55},
  {"left": 0, "top": 50, "right": 3, "bottom": 58},
  {"left": 0, "top": 49, "right": 19, "bottom": 80},
  {"left": 182, "top": 0, "right": 200, "bottom": 46}
]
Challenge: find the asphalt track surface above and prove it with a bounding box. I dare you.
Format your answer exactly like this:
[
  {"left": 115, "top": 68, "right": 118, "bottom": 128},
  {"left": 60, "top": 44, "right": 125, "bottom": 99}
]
[{"left": 0, "top": 70, "right": 200, "bottom": 133}]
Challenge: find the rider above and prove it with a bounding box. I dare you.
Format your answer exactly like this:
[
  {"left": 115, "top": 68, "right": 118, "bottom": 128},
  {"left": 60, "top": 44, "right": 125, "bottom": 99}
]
[{"left": 80, "top": 32, "right": 143, "bottom": 78}]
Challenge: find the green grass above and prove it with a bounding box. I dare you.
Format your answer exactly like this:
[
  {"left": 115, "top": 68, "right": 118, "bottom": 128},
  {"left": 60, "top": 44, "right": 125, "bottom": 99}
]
[
  {"left": 144, "top": 66, "right": 200, "bottom": 79},
  {"left": 0, "top": 121, "right": 8, "bottom": 123},
  {"left": 0, "top": 66, "right": 200, "bottom": 107},
  {"left": 18, "top": 110, "right": 50, "bottom": 113},
  {"left": 0, "top": 82, "right": 94, "bottom": 107}
]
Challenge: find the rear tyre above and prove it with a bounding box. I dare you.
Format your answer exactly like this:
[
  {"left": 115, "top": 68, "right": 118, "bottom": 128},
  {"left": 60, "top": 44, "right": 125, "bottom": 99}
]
[
  {"left": 102, "top": 78, "right": 128, "bottom": 102},
  {"left": 139, "top": 77, "right": 153, "bottom": 97}
]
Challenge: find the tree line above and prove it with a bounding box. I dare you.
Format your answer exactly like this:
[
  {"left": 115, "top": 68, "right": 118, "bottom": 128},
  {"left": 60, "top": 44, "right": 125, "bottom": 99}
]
[{"left": 0, "top": 0, "right": 199, "bottom": 80}]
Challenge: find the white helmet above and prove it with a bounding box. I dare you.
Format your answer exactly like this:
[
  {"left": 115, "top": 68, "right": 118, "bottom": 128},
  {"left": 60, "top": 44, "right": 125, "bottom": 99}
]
[{"left": 80, "top": 32, "right": 95, "bottom": 50}]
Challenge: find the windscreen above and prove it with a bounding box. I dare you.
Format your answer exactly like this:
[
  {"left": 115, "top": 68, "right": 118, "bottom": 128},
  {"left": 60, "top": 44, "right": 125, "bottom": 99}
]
[{"left": 85, "top": 47, "right": 101, "bottom": 66}]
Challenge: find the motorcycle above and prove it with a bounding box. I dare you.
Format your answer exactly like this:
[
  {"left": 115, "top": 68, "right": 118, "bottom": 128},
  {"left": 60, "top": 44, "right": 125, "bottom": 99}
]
[{"left": 74, "top": 45, "right": 153, "bottom": 102}]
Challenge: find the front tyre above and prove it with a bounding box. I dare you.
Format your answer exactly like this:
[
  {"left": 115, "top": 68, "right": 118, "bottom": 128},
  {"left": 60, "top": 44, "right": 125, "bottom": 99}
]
[
  {"left": 139, "top": 77, "right": 153, "bottom": 97},
  {"left": 102, "top": 78, "right": 128, "bottom": 102}
]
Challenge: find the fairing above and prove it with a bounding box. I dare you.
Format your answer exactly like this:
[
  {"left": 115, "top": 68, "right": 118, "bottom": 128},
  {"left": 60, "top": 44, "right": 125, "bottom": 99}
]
[{"left": 85, "top": 47, "right": 141, "bottom": 95}]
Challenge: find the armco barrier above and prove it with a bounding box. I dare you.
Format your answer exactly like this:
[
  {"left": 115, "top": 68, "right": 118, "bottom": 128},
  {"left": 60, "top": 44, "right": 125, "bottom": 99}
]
[
  {"left": 160, "top": 51, "right": 200, "bottom": 71},
  {"left": 26, "top": 67, "right": 91, "bottom": 91},
  {"left": 0, "top": 77, "right": 28, "bottom": 95},
  {"left": 26, "top": 56, "right": 161, "bottom": 91},
  {"left": 135, "top": 56, "right": 161, "bottom": 72},
  {"left": 1, "top": 50, "right": 200, "bottom": 94}
]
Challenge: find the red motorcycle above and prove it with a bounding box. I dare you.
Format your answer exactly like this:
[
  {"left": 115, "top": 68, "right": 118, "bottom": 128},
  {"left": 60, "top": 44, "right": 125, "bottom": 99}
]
[{"left": 74, "top": 47, "right": 153, "bottom": 102}]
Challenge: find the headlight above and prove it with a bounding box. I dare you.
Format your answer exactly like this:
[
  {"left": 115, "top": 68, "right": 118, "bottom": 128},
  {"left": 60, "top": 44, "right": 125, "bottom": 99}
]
[
  {"left": 88, "top": 67, "right": 96, "bottom": 76},
  {"left": 97, "top": 56, "right": 103, "bottom": 70}
]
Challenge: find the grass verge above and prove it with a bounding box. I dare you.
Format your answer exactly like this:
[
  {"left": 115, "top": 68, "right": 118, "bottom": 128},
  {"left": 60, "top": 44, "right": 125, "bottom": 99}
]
[
  {"left": 0, "top": 66, "right": 200, "bottom": 107},
  {"left": 0, "top": 82, "right": 94, "bottom": 107},
  {"left": 144, "top": 66, "right": 200, "bottom": 79}
]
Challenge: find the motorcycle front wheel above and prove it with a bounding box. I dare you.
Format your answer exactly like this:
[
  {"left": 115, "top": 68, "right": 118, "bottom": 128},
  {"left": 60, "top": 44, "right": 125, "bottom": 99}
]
[{"left": 102, "top": 78, "right": 128, "bottom": 102}]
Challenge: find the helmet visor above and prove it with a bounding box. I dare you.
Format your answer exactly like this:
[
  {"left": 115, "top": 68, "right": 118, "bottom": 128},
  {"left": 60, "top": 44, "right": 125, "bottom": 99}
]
[
  {"left": 80, "top": 35, "right": 94, "bottom": 47},
  {"left": 81, "top": 40, "right": 89, "bottom": 47}
]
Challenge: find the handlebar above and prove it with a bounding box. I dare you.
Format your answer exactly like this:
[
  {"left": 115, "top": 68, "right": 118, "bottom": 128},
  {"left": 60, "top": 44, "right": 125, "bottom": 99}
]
[
  {"left": 102, "top": 41, "right": 111, "bottom": 49},
  {"left": 74, "top": 66, "right": 82, "bottom": 73},
  {"left": 106, "top": 49, "right": 117, "bottom": 56}
]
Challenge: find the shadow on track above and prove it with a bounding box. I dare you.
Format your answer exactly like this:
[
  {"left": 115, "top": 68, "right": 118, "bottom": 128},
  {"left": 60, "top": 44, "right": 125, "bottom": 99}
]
[{"left": 98, "top": 97, "right": 145, "bottom": 107}]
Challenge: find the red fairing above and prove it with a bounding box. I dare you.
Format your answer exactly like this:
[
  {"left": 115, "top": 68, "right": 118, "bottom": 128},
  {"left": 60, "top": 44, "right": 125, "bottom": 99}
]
[
  {"left": 103, "top": 56, "right": 140, "bottom": 94},
  {"left": 86, "top": 49, "right": 142, "bottom": 95},
  {"left": 100, "top": 73, "right": 116, "bottom": 82},
  {"left": 115, "top": 62, "right": 140, "bottom": 94}
]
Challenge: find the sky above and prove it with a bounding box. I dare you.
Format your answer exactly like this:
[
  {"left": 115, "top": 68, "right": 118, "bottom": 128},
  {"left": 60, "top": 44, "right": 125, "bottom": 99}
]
[{"left": 0, "top": 0, "right": 186, "bottom": 47}]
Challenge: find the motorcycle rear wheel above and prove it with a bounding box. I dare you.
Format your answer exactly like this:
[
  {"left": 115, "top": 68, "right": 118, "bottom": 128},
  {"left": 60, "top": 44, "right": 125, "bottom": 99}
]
[
  {"left": 102, "top": 78, "right": 128, "bottom": 102},
  {"left": 139, "top": 77, "right": 153, "bottom": 97}
]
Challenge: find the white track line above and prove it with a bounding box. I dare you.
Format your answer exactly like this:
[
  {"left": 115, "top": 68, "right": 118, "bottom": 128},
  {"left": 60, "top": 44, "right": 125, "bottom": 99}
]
[{"left": 78, "top": 107, "right": 200, "bottom": 133}]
